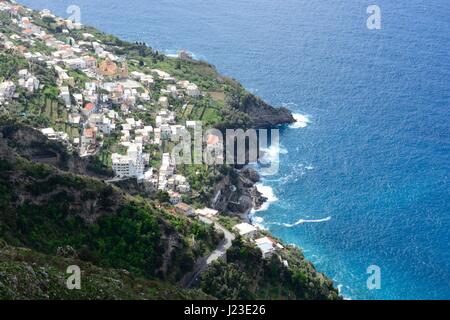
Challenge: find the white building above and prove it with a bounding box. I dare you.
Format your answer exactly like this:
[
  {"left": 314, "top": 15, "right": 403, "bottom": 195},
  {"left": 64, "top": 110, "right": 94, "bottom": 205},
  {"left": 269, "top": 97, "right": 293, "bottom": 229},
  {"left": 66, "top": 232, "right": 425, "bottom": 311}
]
[
  {"left": 195, "top": 207, "right": 219, "bottom": 218},
  {"left": 112, "top": 143, "right": 147, "bottom": 178},
  {"left": 19, "top": 76, "right": 40, "bottom": 93},
  {"left": 73, "top": 93, "right": 83, "bottom": 106},
  {"left": 68, "top": 113, "right": 81, "bottom": 124},
  {"left": 158, "top": 96, "right": 169, "bottom": 108},
  {"left": 254, "top": 237, "right": 281, "bottom": 259},
  {"left": 234, "top": 222, "right": 258, "bottom": 238},
  {"left": 186, "top": 120, "right": 198, "bottom": 129},
  {"left": 64, "top": 57, "right": 86, "bottom": 70},
  {"left": 186, "top": 83, "right": 200, "bottom": 97},
  {"left": 89, "top": 114, "right": 112, "bottom": 135},
  {"left": 59, "top": 86, "right": 71, "bottom": 106},
  {"left": 41, "top": 128, "right": 69, "bottom": 143},
  {"left": 40, "top": 128, "right": 56, "bottom": 139}
]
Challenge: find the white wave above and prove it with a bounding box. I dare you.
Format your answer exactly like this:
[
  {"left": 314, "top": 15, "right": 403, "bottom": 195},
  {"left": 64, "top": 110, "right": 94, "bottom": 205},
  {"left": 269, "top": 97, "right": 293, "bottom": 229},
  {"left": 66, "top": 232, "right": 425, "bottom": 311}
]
[
  {"left": 290, "top": 113, "right": 311, "bottom": 129},
  {"left": 252, "top": 183, "right": 278, "bottom": 212},
  {"left": 260, "top": 144, "right": 287, "bottom": 158},
  {"left": 281, "top": 216, "right": 332, "bottom": 227},
  {"left": 258, "top": 144, "right": 287, "bottom": 174},
  {"left": 249, "top": 215, "right": 267, "bottom": 230},
  {"left": 252, "top": 216, "right": 264, "bottom": 224}
]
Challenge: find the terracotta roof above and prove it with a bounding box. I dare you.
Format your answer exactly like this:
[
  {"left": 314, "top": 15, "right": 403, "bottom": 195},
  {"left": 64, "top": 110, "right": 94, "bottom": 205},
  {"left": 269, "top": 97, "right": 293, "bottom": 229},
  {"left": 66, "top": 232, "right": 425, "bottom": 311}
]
[{"left": 84, "top": 103, "right": 95, "bottom": 111}]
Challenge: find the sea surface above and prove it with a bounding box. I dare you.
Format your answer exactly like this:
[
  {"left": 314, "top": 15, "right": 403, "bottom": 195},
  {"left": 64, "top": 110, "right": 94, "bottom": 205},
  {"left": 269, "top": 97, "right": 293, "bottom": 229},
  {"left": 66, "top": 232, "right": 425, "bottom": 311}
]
[{"left": 22, "top": 0, "right": 450, "bottom": 299}]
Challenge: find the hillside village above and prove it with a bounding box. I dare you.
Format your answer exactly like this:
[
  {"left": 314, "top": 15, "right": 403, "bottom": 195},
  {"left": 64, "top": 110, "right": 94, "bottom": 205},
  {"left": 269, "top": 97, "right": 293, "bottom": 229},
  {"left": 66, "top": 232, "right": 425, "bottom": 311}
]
[
  {"left": 0, "top": 2, "right": 197, "bottom": 193},
  {"left": 0, "top": 1, "right": 289, "bottom": 262}
]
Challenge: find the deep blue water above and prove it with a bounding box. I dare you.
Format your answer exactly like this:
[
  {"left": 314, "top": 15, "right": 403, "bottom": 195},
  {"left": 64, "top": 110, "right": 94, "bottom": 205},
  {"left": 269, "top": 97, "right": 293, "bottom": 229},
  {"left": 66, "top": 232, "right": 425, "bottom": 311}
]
[{"left": 22, "top": 0, "right": 450, "bottom": 299}]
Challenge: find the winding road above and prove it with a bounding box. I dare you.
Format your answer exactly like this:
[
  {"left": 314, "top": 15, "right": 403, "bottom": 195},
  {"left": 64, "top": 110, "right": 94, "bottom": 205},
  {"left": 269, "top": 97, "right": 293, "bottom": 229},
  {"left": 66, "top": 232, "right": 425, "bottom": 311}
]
[{"left": 179, "top": 216, "right": 235, "bottom": 288}]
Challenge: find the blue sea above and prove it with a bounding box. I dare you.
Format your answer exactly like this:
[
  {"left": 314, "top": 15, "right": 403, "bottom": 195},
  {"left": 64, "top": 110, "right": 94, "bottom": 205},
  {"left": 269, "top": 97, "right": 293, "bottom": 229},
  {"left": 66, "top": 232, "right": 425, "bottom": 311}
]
[{"left": 22, "top": 0, "right": 450, "bottom": 299}]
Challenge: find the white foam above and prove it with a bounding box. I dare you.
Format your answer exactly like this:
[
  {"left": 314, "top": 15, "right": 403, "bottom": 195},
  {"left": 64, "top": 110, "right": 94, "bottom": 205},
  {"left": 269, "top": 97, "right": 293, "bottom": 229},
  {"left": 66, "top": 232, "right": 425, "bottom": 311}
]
[
  {"left": 290, "top": 113, "right": 311, "bottom": 129},
  {"left": 250, "top": 215, "right": 267, "bottom": 230},
  {"left": 252, "top": 183, "right": 278, "bottom": 212},
  {"left": 260, "top": 144, "right": 287, "bottom": 159},
  {"left": 252, "top": 216, "right": 264, "bottom": 224},
  {"left": 258, "top": 144, "right": 287, "bottom": 176},
  {"left": 281, "top": 216, "right": 332, "bottom": 227}
]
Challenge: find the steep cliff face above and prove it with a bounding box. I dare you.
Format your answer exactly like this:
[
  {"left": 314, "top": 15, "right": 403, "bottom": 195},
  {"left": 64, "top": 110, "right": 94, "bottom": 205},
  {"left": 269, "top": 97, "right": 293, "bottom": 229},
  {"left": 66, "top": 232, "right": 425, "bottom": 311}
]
[
  {"left": 0, "top": 123, "right": 113, "bottom": 179},
  {"left": 211, "top": 168, "right": 266, "bottom": 220},
  {"left": 220, "top": 85, "right": 295, "bottom": 129},
  {"left": 240, "top": 93, "right": 295, "bottom": 128}
]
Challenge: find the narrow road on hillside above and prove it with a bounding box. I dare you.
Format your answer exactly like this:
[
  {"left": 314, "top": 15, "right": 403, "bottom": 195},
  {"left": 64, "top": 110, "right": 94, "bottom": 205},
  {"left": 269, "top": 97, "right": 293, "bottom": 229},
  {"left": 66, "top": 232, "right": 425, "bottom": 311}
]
[{"left": 179, "top": 217, "right": 235, "bottom": 288}]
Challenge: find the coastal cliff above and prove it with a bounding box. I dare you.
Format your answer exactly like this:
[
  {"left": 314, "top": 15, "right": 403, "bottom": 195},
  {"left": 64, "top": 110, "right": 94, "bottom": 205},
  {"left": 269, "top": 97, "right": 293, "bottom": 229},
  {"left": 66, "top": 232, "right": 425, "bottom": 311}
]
[
  {"left": 0, "top": 122, "right": 339, "bottom": 300},
  {"left": 0, "top": 0, "right": 339, "bottom": 300},
  {"left": 211, "top": 167, "right": 266, "bottom": 221},
  {"left": 225, "top": 87, "right": 295, "bottom": 128},
  {"left": 242, "top": 93, "right": 295, "bottom": 128}
]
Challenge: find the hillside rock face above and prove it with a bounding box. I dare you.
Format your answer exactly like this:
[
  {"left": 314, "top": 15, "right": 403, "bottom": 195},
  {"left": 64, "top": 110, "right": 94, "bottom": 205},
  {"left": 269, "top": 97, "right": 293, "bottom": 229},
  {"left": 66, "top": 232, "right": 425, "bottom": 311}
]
[
  {"left": 211, "top": 168, "right": 266, "bottom": 220},
  {"left": 0, "top": 123, "right": 113, "bottom": 179}
]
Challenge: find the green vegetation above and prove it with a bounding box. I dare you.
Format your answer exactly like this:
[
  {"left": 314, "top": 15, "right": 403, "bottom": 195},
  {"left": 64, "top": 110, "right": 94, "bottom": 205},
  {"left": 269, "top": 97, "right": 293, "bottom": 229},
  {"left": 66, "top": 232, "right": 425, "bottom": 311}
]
[
  {"left": 200, "top": 237, "right": 341, "bottom": 300},
  {"left": 179, "top": 164, "right": 223, "bottom": 206},
  {"left": 0, "top": 141, "right": 221, "bottom": 283},
  {"left": 0, "top": 3, "right": 330, "bottom": 300},
  {"left": 217, "top": 215, "right": 241, "bottom": 231},
  {"left": 0, "top": 244, "right": 212, "bottom": 300},
  {"left": 0, "top": 50, "right": 28, "bottom": 81}
]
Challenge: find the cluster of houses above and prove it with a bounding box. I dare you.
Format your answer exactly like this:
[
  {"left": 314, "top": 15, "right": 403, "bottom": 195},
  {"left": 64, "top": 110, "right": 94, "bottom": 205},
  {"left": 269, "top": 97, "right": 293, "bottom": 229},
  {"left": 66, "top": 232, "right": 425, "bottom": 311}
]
[
  {"left": 157, "top": 152, "right": 190, "bottom": 192},
  {"left": 0, "top": 3, "right": 204, "bottom": 160},
  {"left": 17, "top": 69, "right": 39, "bottom": 92},
  {"left": 0, "top": 2, "right": 203, "bottom": 204},
  {"left": 110, "top": 117, "right": 151, "bottom": 180},
  {"left": 0, "top": 69, "right": 40, "bottom": 103},
  {"left": 174, "top": 203, "right": 219, "bottom": 220},
  {"left": 160, "top": 79, "right": 200, "bottom": 99},
  {"left": 0, "top": 3, "right": 203, "bottom": 191},
  {"left": 0, "top": 2, "right": 292, "bottom": 267}
]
